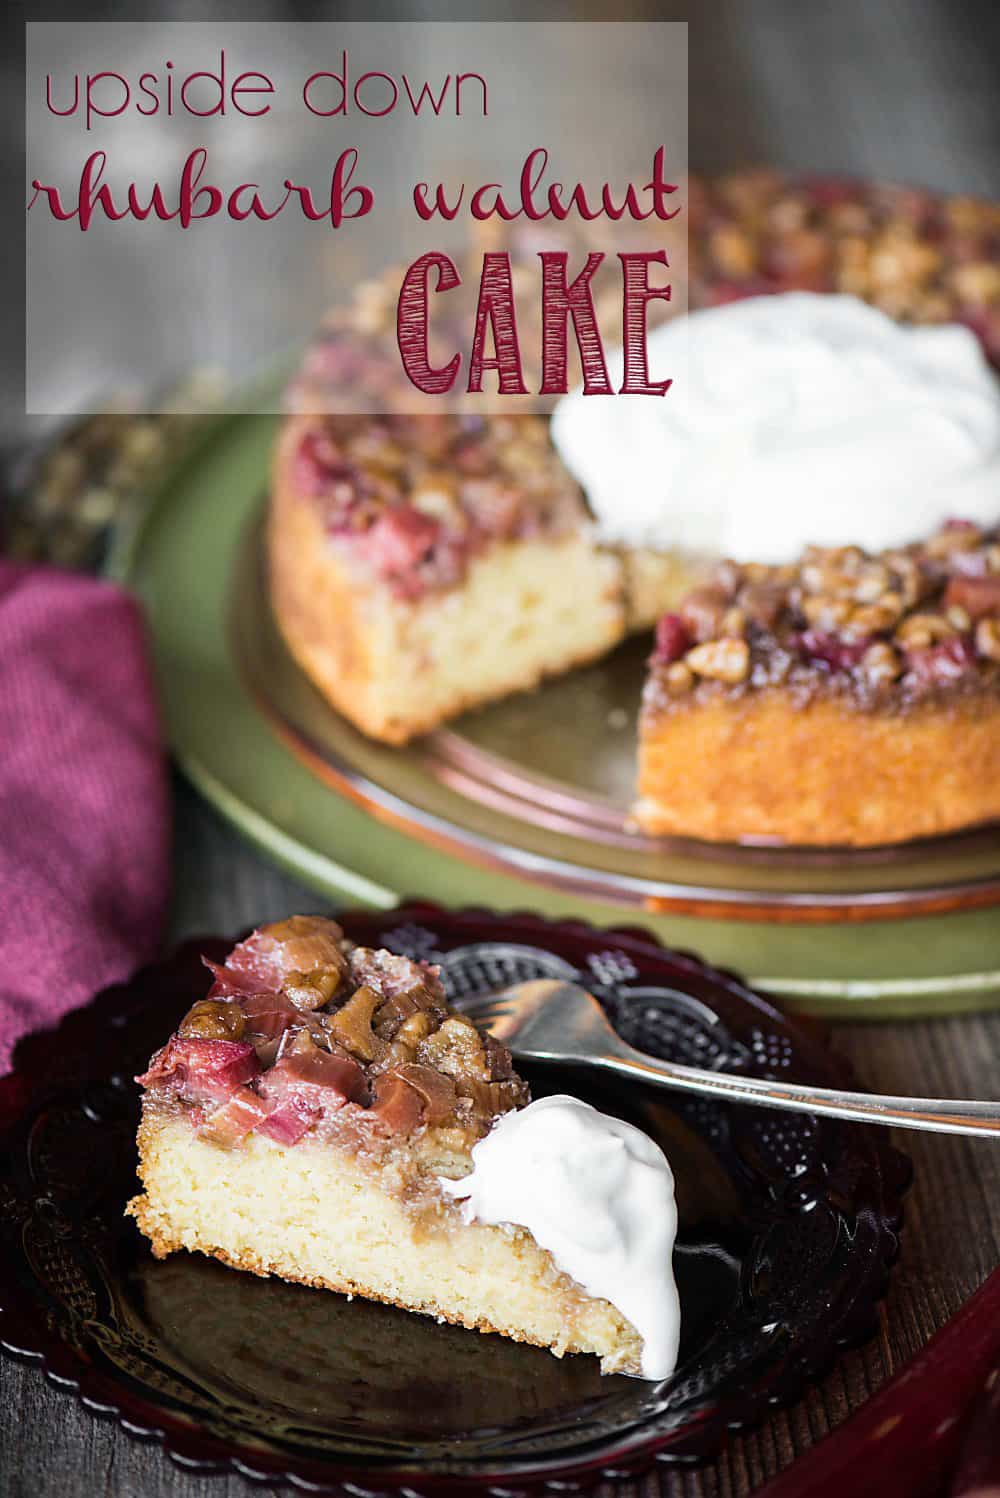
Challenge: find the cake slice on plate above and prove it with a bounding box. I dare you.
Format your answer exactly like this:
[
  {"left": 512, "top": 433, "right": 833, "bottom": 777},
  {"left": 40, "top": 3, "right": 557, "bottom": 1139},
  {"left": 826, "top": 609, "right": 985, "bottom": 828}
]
[
  {"left": 268, "top": 413, "right": 625, "bottom": 745},
  {"left": 128, "top": 916, "right": 679, "bottom": 1378},
  {"left": 635, "top": 521, "right": 1000, "bottom": 846}
]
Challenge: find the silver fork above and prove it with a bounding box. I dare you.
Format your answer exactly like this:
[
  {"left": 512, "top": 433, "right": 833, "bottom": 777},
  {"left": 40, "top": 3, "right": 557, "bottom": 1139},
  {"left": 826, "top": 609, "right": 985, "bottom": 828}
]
[{"left": 463, "top": 979, "right": 1000, "bottom": 1138}]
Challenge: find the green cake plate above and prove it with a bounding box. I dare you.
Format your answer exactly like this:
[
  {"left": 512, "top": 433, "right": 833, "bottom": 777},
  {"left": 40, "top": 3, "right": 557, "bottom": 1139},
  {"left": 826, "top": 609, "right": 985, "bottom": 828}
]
[{"left": 107, "top": 401, "right": 1000, "bottom": 1018}]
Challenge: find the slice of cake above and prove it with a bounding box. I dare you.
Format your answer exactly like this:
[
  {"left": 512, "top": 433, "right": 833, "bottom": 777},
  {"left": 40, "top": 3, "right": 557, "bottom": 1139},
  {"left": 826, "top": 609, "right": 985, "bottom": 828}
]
[
  {"left": 268, "top": 413, "right": 625, "bottom": 744},
  {"left": 128, "top": 916, "right": 678, "bottom": 1377},
  {"left": 635, "top": 521, "right": 1000, "bottom": 846}
]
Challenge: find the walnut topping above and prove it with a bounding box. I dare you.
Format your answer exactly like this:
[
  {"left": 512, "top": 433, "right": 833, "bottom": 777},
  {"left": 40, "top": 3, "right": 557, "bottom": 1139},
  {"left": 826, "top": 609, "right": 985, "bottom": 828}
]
[
  {"left": 852, "top": 562, "right": 891, "bottom": 603},
  {"left": 846, "top": 597, "right": 904, "bottom": 638},
  {"left": 664, "top": 661, "right": 694, "bottom": 695},
  {"left": 179, "top": 1000, "right": 247, "bottom": 1042},
  {"left": 977, "top": 618, "right": 1000, "bottom": 661},
  {"left": 688, "top": 171, "right": 1000, "bottom": 359},
  {"left": 895, "top": 612, "right": 956, "bottom": 648},
  {"left": 801, "top": 594, "right": 853, "bottom": 630},
  {"left": 142, "top": 918, "right": 530, "bottom": 1157},
  {"left": 393, "top": 1011, "right": 436, "bottom": 1049},
  {"left": 418, "top": 1015, "right": 496, "bottom": 1082},
  {"left": 647, "top": 519, "right": 1000, "bottom": 715},
  {"left": 283, "top": 964, "right": 345, "bottom": 1010},
  {"left": 860, "top": 641, "right": 902, "bottom": 684},
  {"left": 680, "top": 586, "right": 730, "bottom": 643},
  {"left": 685, "top": 637, "right": 750, "bottom": 683},
  {"left": 326, "top": 984, "right": 384, "bottom": 1062}
]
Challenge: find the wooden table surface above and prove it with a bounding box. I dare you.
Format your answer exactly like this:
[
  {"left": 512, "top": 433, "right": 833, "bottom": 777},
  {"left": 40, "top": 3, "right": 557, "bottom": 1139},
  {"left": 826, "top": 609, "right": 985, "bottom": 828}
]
[{"left": 4, "top": 0, "right": 1000, "bottom": 1493}]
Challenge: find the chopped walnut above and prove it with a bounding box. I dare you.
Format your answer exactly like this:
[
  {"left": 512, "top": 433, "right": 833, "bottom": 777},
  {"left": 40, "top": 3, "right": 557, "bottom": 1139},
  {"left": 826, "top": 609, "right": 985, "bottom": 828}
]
[
  {"left": 687, "top": 170, "right": 1000, "bottom": 347},
  {"left": 665, "top": 661, "right": 694, "bottom": 695},
  {"left": 895, "top": 613, "right": 955, "bottom": 649},
  {"left": 976, "top": 618, "right": 1000, "bottom": 662},
  {"left": 179, "top": 1000, "right": 247, "bottom": 1042},
  {"left": 860, "top": 641, "right": 902, "bottom": 684},
  {"left": 326, "top": 985, "right": 384, "bottom": 1062},
  {"left": 685, "top": 638, "right": 751, "bottom": 683}
]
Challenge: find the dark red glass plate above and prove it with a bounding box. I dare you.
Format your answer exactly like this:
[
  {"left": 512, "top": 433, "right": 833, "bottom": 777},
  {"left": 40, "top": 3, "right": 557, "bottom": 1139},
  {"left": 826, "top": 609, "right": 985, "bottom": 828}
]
[{"left": 0, "top": 906, "right": 910, "bottom": 1492}]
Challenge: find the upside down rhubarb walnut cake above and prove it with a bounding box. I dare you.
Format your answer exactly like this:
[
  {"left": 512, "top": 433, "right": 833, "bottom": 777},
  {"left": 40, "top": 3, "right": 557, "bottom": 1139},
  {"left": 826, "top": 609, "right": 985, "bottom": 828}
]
[
  {"left": 128, "top": 916, "right": 680, "bottom": 1378},
  {"left": 635, "top": 523, "right": 1000, "bottom": 847}
]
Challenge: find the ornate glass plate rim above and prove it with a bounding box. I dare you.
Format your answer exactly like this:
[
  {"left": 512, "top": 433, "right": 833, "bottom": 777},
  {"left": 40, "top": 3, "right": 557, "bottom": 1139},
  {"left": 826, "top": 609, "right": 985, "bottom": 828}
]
[{"left": 0, "top": 905, "right": 910, "bottom": 1493}]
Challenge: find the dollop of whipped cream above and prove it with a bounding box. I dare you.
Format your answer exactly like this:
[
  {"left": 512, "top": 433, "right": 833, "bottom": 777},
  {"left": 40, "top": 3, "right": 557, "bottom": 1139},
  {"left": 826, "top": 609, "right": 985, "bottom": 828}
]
[
  {"left": 551, "top": 292, "right": 1000, "bottom": 562},
  {"left": 439, "top": 1094, "right": 680, "bottom": 1380}
]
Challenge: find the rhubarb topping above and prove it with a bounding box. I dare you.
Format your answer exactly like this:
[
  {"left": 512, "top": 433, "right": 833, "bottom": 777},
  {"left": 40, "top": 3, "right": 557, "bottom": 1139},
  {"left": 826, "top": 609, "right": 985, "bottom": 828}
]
[
  {"left": 137, "top": 1038, "right": 260, "bottom": 1104},
  {"left": 137, "top": 916, "right": 528, "bottom": 1153},
  {"left": 287, "top": 412, "right": 584, "bottom": 602},
  {"left": 198, "top": 1087, "right": 271, "bottom": 1148},
  {"left": 647, "top": 520, "right": 1000, "bottom": 713}
]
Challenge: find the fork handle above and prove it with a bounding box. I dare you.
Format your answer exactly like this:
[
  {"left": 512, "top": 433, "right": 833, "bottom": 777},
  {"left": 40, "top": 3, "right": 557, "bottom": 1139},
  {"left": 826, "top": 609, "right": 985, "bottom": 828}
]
[{"left": 590, "top": 1042, "right": 1000, "bottom": 1138}]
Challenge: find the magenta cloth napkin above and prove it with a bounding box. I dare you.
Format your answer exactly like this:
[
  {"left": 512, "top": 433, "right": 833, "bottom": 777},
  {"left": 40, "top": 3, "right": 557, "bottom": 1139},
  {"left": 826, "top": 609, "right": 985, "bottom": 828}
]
[{"left": 0, "top": 560, "right": 170, "bottom": 1071}]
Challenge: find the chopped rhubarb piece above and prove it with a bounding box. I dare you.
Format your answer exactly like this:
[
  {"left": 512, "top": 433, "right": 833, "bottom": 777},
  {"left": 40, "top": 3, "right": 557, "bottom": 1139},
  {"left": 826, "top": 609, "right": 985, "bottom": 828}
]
[
  {"left": 199, "top": 1087, "right": 271, "bottom": 1148},
  {"left": 796, "top": 630, "right": 872, "bottom": 672},
  {"left": 905, "top": 635, "right": 977, "bottom": 686},
  {"left": 225, "top": 916, "right": 349, "bottom": 994},
  {"left": 238, "top": 990, "right": 302, "bottom": 1041},
  {"left": 802, "top": 174, "right": 863, "bottom": 206},
  {"left": 369, "top": 1071, "right": 424, "bottom": 1133},
  {"left": 262, "top": 1039, "right": 366, "bottom": 1111},
  {"left": 364, "top": 506, "right": 441, "bottom": 576},
  {"left": 956, "top": 306, "right": 1000, "bottom": 364},
  {"left": 293, "top": 427, "right": 353, "bottom": 498},
  {"left": 203, "top": 958, "right": 266, "bottom": 999},
  {"left": 653, "top": 613, "right": 691, "bottom": 665},
  {"left": 943, "top": 574, "right": 1000, "bottom": 622},
  {"left": 136, "top": 1038, "right": 259, "bottom": 1103},
  {"left": 259, "top": 1095, "right": 320, "bottom": 1146}
]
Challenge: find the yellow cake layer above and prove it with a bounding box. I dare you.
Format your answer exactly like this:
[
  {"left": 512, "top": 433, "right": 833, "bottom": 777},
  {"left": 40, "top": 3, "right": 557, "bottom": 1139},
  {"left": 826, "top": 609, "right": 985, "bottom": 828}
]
[
  {"left": 636, "top": 691, "right": 1000, "bottom": 845},
  {"left": 128, "top": 1113, "right": 643, "bottom": 1374}
]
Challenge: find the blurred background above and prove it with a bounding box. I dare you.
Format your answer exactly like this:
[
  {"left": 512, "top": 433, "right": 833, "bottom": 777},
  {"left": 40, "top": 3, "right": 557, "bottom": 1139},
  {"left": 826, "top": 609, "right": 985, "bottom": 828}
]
[{"left": 3, "top": 0, "right": 998, "bottom": 524}]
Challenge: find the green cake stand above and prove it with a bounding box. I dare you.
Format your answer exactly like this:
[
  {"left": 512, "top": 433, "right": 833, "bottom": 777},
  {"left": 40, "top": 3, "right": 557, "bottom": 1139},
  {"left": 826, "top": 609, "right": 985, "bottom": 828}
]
[{"left": 107, "top": 403, "right": 1000, "bottom": 1019}]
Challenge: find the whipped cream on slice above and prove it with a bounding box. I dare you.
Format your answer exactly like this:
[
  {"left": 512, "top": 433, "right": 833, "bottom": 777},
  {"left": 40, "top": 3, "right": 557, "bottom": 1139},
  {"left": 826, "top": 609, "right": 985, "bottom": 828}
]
[
  {"left": 439, "top": 1094, "right": 680, "bottom": 1380},
  {"left": 551, "top": 292, "right": 1000, "bottom": 562}
]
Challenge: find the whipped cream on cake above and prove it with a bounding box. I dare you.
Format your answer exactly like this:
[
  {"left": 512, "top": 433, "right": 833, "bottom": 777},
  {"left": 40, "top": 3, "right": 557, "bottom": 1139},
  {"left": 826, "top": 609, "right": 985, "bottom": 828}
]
[
  {"left": 552, "top": 292, "right": 1000, "bottom": 563},
  {"left": 439, "top": 1094, "right": 681, "bottom": 1380}
]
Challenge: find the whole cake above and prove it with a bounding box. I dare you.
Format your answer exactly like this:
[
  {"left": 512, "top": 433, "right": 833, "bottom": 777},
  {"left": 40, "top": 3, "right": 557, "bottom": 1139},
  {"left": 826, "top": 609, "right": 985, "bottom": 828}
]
[
  {"left": 635, "top": 522, "right": 1000, "bottom": 846},
  {"left": 128, "top": 916, "right": 680, "bottom": 1378}
]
